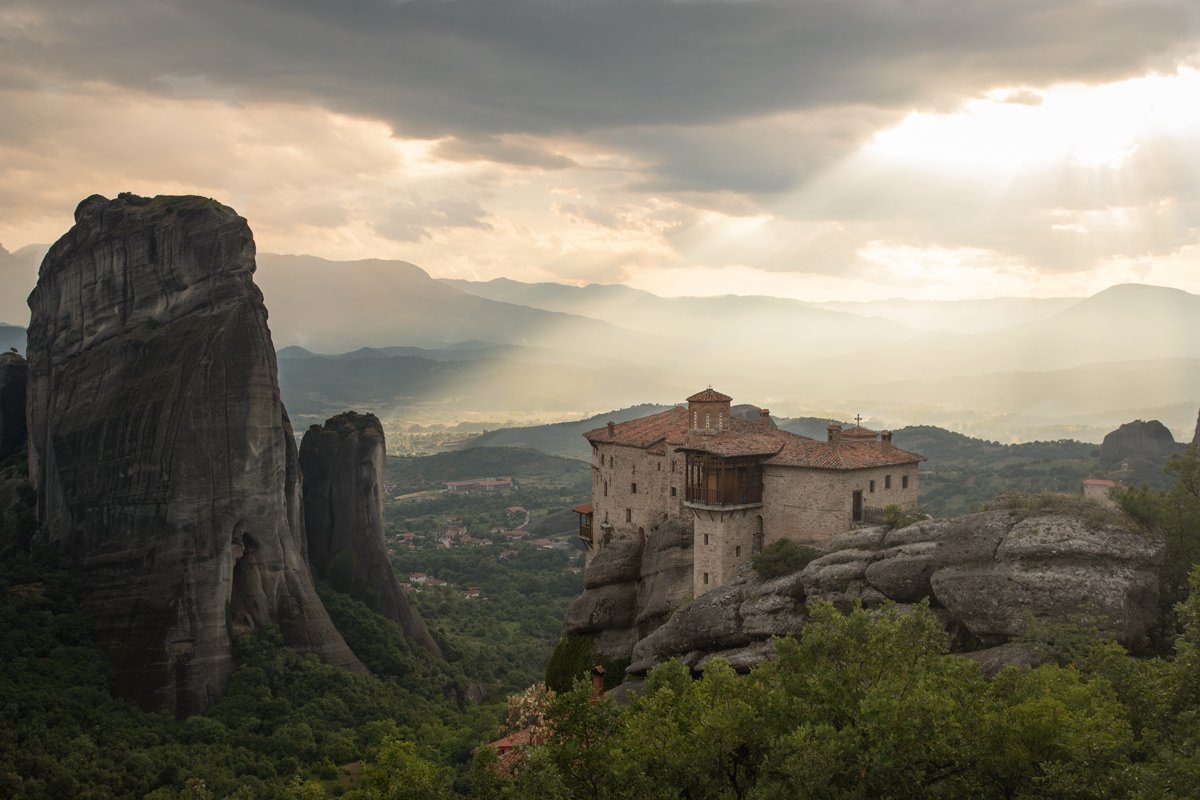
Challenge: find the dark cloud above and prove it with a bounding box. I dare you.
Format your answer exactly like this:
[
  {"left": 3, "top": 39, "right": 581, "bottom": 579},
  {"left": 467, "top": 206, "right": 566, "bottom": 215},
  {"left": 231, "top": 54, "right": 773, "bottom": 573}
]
[{"left": 4, "top": 0, "right": 1194, "bottom": 141}]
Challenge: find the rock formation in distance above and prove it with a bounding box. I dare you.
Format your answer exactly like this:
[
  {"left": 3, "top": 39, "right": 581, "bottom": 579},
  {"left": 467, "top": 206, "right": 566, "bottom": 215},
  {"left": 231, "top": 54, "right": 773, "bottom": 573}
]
[
  {"left": 1193, "top": 406, "right": 1199, "bottom": 445},
  {"left": 25, "top": 193, "right": 363, "bottom": 716},
  {"left": 1099, "top": 419, "right": 1180, "bottom": 482},
  {"left": 299, "top": 411, "right": 442, "bottom": 657},
  {"left": 0, "top": 352, "right": 26, "bottom": 459}
]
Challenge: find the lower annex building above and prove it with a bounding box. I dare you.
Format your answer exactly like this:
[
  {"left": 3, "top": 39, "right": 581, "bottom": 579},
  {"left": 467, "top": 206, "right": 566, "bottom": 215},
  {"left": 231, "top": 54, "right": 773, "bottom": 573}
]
[{"left": 574, "top": 389, "right": 925, "bottom": 596}]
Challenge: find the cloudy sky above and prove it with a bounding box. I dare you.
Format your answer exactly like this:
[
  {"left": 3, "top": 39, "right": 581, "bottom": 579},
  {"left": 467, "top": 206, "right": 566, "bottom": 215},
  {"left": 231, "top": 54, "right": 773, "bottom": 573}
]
[{"left": 2, "top": 0, "right": 1199, "bottom": 301}]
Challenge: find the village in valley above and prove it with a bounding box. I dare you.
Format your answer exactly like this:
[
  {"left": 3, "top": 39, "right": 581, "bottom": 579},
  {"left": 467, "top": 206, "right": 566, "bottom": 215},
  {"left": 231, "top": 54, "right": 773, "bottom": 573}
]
[{"left": 380, "top": 460, "right": 587, "bottom": 603}]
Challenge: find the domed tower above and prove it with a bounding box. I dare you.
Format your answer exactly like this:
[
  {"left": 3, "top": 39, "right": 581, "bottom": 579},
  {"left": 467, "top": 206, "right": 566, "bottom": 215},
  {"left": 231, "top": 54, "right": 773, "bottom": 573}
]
[{"left": 687, "top": 387, "right": 733, "bottom": 434}]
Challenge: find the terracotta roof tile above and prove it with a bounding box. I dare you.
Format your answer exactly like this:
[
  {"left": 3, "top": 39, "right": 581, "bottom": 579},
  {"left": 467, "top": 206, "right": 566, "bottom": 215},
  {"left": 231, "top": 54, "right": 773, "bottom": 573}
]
[
  {"left": 584, "top": 406, "right": 689, "bottom": 447},
  {"left": 673, "top": 430, "right": 784, "bottom": 457},
  {"left": 686, "top": 388, "right": 733, "bottom": 402},
  {"left": 585, "top": 401, "right": 925, "bottom": 470},
  {"left": 765, "top": 438, "right": 925, "bottom": 469}
]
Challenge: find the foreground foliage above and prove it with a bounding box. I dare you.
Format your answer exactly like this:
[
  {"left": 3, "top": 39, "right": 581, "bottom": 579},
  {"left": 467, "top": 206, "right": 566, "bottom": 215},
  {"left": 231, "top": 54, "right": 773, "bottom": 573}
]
[{"left": 467, "top": 593, "right": 1200, "bottom": 800}]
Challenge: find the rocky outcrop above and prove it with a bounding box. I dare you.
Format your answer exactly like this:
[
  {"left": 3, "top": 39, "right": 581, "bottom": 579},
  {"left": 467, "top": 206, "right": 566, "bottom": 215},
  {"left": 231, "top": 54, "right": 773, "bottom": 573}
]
[
  {"left": 25, "top": 193, "right": 362, "bottom": 716},
  {"left": 562, "top": 517, "right": 693, "bottom": 660},
  {"left": 0, "top": 352, "right": 26, "bottom": 459},
  {"left": 1100, "top": 420, "right": 1180, "bottom": 483},
  {"left": 299, "top": 411, "right": 442, "bottom": 657},
  {"left": 1193, "top": 406, "right": 1199, "bottom": 445},
  {"left": 626, "top": 503, "right": 1162, "bottom": 676}
]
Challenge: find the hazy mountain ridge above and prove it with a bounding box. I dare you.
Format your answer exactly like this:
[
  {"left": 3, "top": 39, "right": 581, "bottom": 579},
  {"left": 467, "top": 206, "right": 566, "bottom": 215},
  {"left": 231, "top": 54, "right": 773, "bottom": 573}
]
[
  {"left": 6, "top": 247, "right": 1195, "bottom": 442},
  {"left": 444, "top": 275, "right": 1082, "bottom": 336},
  {"left": 254, "top": 253, "right": 676, "bottom": 362}
]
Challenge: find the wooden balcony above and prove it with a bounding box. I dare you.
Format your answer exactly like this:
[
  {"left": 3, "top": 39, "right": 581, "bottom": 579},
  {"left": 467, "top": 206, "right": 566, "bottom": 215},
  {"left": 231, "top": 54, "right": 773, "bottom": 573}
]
[{"left": 684, "top": 454, "right": 763, "bottom": 508}]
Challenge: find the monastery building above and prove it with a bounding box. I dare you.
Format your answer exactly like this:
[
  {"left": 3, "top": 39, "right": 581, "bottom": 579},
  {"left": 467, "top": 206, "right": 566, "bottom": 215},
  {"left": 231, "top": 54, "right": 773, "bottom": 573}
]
[{"left": 575, "top": 389, "right": 925, "bottom": 596}]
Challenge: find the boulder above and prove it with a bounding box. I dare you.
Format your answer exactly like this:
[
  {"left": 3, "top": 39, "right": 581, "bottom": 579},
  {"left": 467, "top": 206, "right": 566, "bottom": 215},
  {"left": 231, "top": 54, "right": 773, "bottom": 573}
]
[
  {"left": 583, "top": 535, "right": 644, "bottom": 588},
  {"left": 299, "top": 411, "right": 441, "bottom": 657},
  {"left": 620, "top": 504, "right": 1162, "bottom": 675},
  {"left": 565, "top": 518, "right": 694, "bottom": 660},
  {"left": 0, "top": 352, "right": 26, "bottom": 459},
  {"left": 25, "top": 193, "right": 362, "bottom": 716},
  {"left": 959, "top": 642, "right": 1050, "bottom": 678},
  {"left": 1100, "top": 419, "right": 1178, "bottom": 467},
  {"left": 634, "top": 517, "right": 693, "bottom": 633},
  {"left": 563, "top": 582, "right": 638, "bottom": 634}
]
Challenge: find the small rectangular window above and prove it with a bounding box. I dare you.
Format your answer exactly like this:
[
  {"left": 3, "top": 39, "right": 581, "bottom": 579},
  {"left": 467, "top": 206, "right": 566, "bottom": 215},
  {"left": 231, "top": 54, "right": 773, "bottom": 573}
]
[
  {"left": 626, "top": 508, "right": 632, "bottom": 523},
  {"left": 631, "top": 482, "right": 637, "bottom": 494},
  {"left": 703, "top": 572, "right": 709, "bottom": 585},
  {"left": 670, "top": 486, "right": 677, "bottom": 497},
  {"left": 703, "top": 534, "right": 710, "bottom": 545},
  {"left": 609, "top": 456, "right": 614, "bottom": 467},
  {"left": 735, "top": 546, "right": 741, "bottom": 558},
  {"left": 869, "top": 480, "right": 875, "bottom": 493},
  {"left": 885, "top": 475, "right": 892, "bottom": 489},
  {"left": 604, "top": 481, "right": 608, "bottom": 497},
  {"left": 902, "top": 475, "right": 909, "bottom": 489}
]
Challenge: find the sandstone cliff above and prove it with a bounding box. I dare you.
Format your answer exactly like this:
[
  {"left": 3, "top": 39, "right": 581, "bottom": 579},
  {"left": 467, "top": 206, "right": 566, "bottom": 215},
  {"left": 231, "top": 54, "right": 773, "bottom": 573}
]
[
  {"left": 620, "top": 501, "right": 1161, "bottom": 677},
  {"left": 1193, "top": 406, "right": 1199, "bottom": 445},
  {"left": 26, "top": 193, "right": 362, "bottom": 716},
  {"left": 0, "top": 352, "right": 26, "bottom": 460},
  {"left": 299, "top": 411, "right": 442, "bottom": 657},
  {"left": 562, "top": 517, "right": 693, "bottom": 660}
]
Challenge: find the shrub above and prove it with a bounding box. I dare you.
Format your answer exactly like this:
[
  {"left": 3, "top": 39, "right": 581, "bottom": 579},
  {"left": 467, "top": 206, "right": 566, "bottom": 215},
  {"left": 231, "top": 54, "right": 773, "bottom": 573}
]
[{"left": 752, "top": 539, "right": 819, "bottom": 580}]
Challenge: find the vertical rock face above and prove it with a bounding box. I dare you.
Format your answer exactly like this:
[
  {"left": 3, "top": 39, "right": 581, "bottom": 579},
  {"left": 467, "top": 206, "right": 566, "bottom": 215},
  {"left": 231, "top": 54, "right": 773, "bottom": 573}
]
[
  {"left": 1193, "top": 407, "right": 1199, "bottom": 445},
  {"left": 562, "top": 518, "right": 693, "bottom": 661},
  {"left": 0, "top": 352, "right": 26, "bottom": 459},
  {"left": 25, "top": 193, "right": 362, "bottom": 717},
  {"left": 299, "top": 411, "right": 442, "bottom": 657}
]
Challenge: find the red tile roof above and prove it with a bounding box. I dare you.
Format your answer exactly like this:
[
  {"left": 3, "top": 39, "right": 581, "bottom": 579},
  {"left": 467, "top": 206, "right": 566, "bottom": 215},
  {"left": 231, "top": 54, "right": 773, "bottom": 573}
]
[
  {"left": 765, "top": 437, "right": 924, "bottom": 469},
  {"left": 686, "top": 388, "right": 733, "bottom": 402},
  {"left": 584, "top": 399, "right": 924, "bottom": 471},
  {"left": 1084, "top": 478, "right": 1118, "bottom": 487},
  {"left": 571, "top": 503, "right": 594, "bottom": 514},
  {"left": 840, "top": 425, "right": 878, "bottom": 440},
  {"left": 584, "top": 406, "right": 689, "bottom": 447}
]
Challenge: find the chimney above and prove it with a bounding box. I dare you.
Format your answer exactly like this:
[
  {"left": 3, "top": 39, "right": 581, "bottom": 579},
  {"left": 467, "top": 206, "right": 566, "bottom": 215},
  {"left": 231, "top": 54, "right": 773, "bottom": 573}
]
[
  {"left": 881, "top": 430, "right": 892, "bottom": 453},
  {"left": 607, "top": 421, "right": 615, "bottom": 438},
  {"left": 591, "top": 664, "right": 606, "bottom": 697},
  {"left": 759, "top": 408, "right": 771, "bottom": 428},
  {"left": 827, "top": 423, "right": 842, "bottom": 443}
]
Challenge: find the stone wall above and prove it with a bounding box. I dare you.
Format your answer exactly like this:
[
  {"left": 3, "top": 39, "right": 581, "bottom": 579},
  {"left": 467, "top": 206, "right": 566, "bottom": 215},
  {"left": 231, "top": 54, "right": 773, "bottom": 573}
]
[
  {"left": 589, "top": 441, "right": 684, "bottom": 561},
  {"left": 762, "top": 463, "right": 919, "bottom": 547},
  {"left": 692, "top": 506, "right": 762, "bottom": 596}
]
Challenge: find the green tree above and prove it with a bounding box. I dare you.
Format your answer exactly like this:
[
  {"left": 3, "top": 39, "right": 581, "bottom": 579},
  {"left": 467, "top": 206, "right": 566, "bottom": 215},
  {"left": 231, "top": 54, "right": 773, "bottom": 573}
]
[{"left": 345, "top": 736, "right": 453, "bottom": 800}]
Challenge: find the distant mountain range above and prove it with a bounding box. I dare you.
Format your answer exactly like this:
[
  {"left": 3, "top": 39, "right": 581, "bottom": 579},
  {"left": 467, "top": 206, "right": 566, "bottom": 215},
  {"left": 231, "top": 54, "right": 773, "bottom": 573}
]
[
  {"left": 0, "top": 243, "right": 43, "bottom": 328},
  {"left": 3, "top": 245, "right": 1196, "bottom": 442}
]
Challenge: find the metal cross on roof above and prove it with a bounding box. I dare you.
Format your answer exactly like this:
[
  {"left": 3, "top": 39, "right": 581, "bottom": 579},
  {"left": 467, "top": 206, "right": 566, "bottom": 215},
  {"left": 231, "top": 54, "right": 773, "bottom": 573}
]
[{"left": 855, "top": 413, "right": 862, "bottom": 426}]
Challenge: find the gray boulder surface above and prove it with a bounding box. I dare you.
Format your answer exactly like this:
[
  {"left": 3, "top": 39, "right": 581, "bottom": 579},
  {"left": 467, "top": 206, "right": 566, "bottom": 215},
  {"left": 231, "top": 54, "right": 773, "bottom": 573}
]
[
  {"left": 0, "top": 352, "right": 26, "bottom": 459},
  {"left": 563, "top": 516, "right": 694, "bottom": 659},
  {"left": 299, "top": 411, "right": 442, "bottom": 657},
  {"left": 623, "top": 503, "right": 1161, "bottom": 676},
  {"left": 25, "top": 193, "right": 362, "bottom": 716}
]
